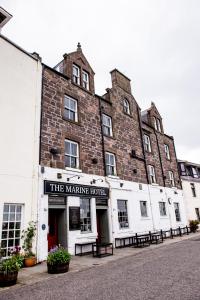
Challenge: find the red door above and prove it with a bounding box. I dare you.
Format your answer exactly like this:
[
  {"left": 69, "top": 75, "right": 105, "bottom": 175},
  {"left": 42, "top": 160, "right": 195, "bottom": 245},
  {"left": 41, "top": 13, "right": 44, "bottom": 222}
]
[{"left": 48, "top": 210, "right": 58, "bottom": 251}]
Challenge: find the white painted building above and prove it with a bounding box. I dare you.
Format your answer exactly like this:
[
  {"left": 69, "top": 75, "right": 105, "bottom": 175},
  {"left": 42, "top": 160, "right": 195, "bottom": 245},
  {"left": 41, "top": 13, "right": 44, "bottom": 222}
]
[
  {"left": 178, "top": 160, "right": 200, "bottom": 223},
  {"left": 0, "top": 9, "right": 42, "bottom": 257}
]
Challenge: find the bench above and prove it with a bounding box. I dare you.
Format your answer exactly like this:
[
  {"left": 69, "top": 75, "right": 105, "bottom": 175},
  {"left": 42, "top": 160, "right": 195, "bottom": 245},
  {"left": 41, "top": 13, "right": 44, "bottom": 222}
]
[
  {"left": 92, "top": 243, "right": 113, "bottom": 258},
  {"left": 115, "top": 236, "right": 135, "bottom": 248},
  {"left": 134, "top": 234, "right": 151, "bottom": 248},
  {"left": 150, "top": 233, "right": 163, "bottom": 244},
  {"left": 75, "top": 242, "right": 95, "bottom": 256}
]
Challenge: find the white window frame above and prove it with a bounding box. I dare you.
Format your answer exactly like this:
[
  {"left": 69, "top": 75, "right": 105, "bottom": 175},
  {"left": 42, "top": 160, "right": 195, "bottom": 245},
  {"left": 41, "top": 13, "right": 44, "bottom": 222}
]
[
  {"left": 169, "top": 171, "right": 175, "bottom": 187},
  {"left": 102, "top": 114, "right": 113, "bottom": 137},
  {"left": 140, "top": 201, "right": 148, "bottom": 217},
  {"left": 192, "top": 167, "right": 198, "bottom": 178},
  {"left": 153, "top": 117, "right": 158, "bottom": 130},
  {"left": 144, "top": 134, "right": 151, "bottom": 152},
  {"left": 164, "top": 144, "right": 170, "bottom": 160},
  {"left": 174, "top": 202, "right": 181, "bottom": 222},
  {"left": 64, "top": 95, "right": 78, "bottom": 122},
  {"left": 82, "top": 70, "right": 89, "bottom": 90},
  {"left": 159, "top": 202, "right": 167, "bottom": 216},
  {"left": 117, "top": 200, "right": 129, "bottom": 229},
  {"left": 105, "top": 152, "right": 116, "bottom": 176},
  {"left": 80, "top": 198, "right": 91, "bottom": 233},
  {"left": 123, "top": 99, "right": 130, "bottom": 115},
  {"left": 72, "top": 64, "right": 80, "bottom": 85},
  {"left": 65, "top": 139, "right": 79, "bottom": 169},
  {"left": 1, "top": 204, "right": 23, "bottom": 257},
  {"left": 148, "top": 165, "right": 156, "bottom": 184},
  {"left": 157, "top": 119, "right": 161, "bottom": 132}
]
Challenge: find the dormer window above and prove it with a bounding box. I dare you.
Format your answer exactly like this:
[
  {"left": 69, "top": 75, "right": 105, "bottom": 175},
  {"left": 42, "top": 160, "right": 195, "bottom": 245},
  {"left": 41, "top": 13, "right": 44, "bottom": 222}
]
[
  {"left": 164, "top": 144, "right": 170, "bottom": 160},
  {"left": 123, "top": 99, "right": 130, "bottom": 115},
  {"left": 72, "top": 64, "right": 80, "bottom": 85},
  {"left": 82, "top": 70, "right": 89, "bottom": 90},
  {"left": 153, "top": 117, "right": 161, "bottom": 132}
]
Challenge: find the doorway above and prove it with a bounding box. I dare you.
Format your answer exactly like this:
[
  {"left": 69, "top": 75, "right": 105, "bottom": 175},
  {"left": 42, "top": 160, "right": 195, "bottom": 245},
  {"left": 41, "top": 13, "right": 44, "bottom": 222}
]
[
  {"left": 48, "top": 208, "right": 67, "bottom": 251},
  {"left": 96, "top": 209, "right": 109, "bottom": 244}
]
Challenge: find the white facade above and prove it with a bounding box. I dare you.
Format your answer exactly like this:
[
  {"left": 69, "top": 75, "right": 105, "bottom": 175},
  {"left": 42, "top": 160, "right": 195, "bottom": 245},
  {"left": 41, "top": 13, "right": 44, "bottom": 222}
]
[
  {"left": 0, "top": 35, "right": 42, "bottom": 256},
  {"left": 38, "top": 166, "right": 187, "bottom": 261},
  {"left": 181, "top": 179, "right": 200, "bottom": 222}
]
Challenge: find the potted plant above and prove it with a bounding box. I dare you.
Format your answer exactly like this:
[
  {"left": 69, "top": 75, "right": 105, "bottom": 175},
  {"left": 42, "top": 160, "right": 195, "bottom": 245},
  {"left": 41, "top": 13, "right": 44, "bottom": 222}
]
[
  {"left": 189, "top": 220, "right": 199, "bottom": 233},
  {"left": 0, "top": 255, "right": 21, "bottom": 287},
  {"left": 21, "top": 221, "right": 37, "bottom": 267},
  {"left": 47, "top": 246, "right": 71, "bottom": 274}
]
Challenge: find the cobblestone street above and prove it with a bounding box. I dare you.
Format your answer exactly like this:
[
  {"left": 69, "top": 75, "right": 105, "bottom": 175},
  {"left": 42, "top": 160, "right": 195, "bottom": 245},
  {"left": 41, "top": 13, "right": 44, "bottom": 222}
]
[{"left": 1, "top": 236, "right": 200, "bottom": 300}]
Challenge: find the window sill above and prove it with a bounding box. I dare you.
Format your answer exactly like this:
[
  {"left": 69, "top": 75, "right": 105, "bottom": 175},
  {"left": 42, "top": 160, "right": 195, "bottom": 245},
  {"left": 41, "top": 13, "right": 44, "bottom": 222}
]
[
  {"left": 160, "top": 216, "right": 168, "bottom": 219},
  {"left": 123, "top": 111, "right": 133, "bottom": 118},
  {"left": 65, "top": 167, "right": 82, "bottom": 173},
  {"left": 103, "top": 134, "right": 115, "bottom": 140},
  {"left": 140, "top": 217, "right": 151, "bottom": 220},
  {"left": 151, "top": 183, "right": 158, "bottom": 186},
  {"left": 62, "top": 116, "right": 82, "bottom": 126},
  {"left": 72, "top": 81, "right": 94, "bottom": 95},
  {"left": 106, "top": 175, "right": 119, "bottom": 180}
]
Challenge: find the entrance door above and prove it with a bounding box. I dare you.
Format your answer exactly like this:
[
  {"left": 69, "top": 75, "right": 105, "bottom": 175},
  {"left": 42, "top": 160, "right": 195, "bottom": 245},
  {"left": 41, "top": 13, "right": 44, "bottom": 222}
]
[
  {"left": 96, "top": 209, "right": 109, "bottom": 244},
  {"left": 48, "top": 209, "right": 59, "bottom": 251}
]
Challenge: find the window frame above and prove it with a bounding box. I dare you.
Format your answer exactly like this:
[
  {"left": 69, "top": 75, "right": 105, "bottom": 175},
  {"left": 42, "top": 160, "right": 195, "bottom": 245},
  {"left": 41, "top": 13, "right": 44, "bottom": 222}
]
[
  {"left": 72, "top": 64, "right": 80, "bottom": 85},
  {"left": 140, "top": 201, "right": 148, "bottom": 218},
  {"left": 169, "top": 171, "right": 175, "bottom": 187},
  {"left": 64, "top": 139, "right": 79, "bottom": 169},
  {"left": 191, "top": 183, "right": 196, "bottom": 197},
  {"left": 105, "top": 152, "right": 117, "bottom": 176},
  {"left": 148, "top": 165, "right": 156, "bottom": 184},
  {"left": 164, "top": 144, "right": 170, "bottom": 160},
  {"left": 195, "top": 208, "right": 200, "bottom": 221},
  {"left": 1, "top": 204, "right": 23, "bottom": 257},
  {"left": 82, "top": 70, "right": 89, "bottom": 90},
  {"left": 117, "top": 200, "right": 129, "bottom": 229},
  {"left": 102, "top": 114, "right": 113, "bottom": 137},
  {"left": 159, "top": 202, "right": 167, "bottom": 216},
  {"left": 64, "top": 95, "right": 78, "bottom": 122},
  {"left": 174, "top": 202, "right": 181, "bottom": 222},
  {"left": 123, "top": 99, "right": 130, "bottom": 115},
  {"left": 144, "top": 134, "right": 151, "bottom": 153},
  {"left": 80, "top": 198, "right": 91, "bottom": 233}
]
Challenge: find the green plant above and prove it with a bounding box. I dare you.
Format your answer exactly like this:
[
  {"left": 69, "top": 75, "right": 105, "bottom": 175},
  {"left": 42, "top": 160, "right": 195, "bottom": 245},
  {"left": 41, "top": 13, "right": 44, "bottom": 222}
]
[
  {"left": 189, "top": 220, "right": 199, "bottom": 233},
  {"left": 0, "top": 256, "right": 21, "bottom": 274},
  {"left": 47, "top": 246, "right": 71, "bottom": 266},
  {"left": 21, "top": 221, "right": 37, "bottom": 257}
]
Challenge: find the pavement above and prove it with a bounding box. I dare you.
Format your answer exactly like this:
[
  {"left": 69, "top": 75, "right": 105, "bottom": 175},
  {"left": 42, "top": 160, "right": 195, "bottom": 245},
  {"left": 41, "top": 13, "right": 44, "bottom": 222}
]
[{"left": 1, "top": 231, "right": 200, "bottom": 293}]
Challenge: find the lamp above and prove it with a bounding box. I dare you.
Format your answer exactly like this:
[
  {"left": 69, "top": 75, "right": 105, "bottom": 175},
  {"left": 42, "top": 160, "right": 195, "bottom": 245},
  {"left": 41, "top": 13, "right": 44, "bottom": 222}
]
[
  {"left": 67, "top": 175, "right": 80, "bottom": 181},
  {"left": 120, "top": 182, "right": 124, "bottom": 188},
  {"left": 90, "top": 178, "right": 103, "bottom": 184}
]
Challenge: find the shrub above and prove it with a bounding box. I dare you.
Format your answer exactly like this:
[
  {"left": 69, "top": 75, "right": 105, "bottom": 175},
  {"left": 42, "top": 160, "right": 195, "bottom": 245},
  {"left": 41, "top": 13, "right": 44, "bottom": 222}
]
[
  {"left": 47, "top": 246, "right": 71, "bottom": 266},
  {"left": 21, "top": 221, "right": 36, "bottom": 257},
  {"left": 189, "top": 220, "right": 199, "bottom": 233},
  {"left": 0, "top": 256, "right": 21, "bottom": 274}
]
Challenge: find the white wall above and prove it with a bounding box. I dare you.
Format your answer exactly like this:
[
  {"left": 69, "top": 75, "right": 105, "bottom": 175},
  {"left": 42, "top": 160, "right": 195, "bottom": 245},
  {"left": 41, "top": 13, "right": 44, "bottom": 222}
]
[
  {"left": 0, "top": 36, "right": 42, "bottom": 254},
  {"left": 181, "top": 179, "right": 200, "bottom": 222}
]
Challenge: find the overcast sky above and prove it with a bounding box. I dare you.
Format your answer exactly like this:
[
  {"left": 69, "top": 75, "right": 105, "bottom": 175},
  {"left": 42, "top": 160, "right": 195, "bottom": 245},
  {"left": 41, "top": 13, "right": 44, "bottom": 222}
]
[{"left": 1, "top": 0, "right": 200, "bottom": 163}]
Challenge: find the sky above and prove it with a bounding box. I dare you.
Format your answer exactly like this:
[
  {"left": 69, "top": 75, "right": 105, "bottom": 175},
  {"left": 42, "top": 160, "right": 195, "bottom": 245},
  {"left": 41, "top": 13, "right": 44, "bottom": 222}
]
[{"left": 1, "top": 0, "right": 200, "bottom": 163}]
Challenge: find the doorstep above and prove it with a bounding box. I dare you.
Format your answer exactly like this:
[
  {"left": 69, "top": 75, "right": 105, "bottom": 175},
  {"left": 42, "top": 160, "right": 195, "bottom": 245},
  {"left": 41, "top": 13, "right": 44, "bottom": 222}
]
[{"left": 1, "top": 231, "right": 200, "bottom": 291}]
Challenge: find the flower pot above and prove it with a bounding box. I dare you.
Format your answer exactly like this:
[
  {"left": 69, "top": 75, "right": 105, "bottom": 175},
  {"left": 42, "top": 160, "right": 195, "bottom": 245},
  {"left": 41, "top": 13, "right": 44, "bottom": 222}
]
[
  {"left": 0, "top": 271, "right": 18, "bottom": 287},
  {"left": 24, "top": 256, "right": 36, "bottom": 267},
  {"left": 47, "top": 262, "right": 69, "bottom": 274}
]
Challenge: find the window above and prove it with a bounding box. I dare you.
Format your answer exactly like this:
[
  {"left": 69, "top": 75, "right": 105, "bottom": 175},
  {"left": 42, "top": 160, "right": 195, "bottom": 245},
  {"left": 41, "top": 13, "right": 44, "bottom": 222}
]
[
  {"left": 153, "top": 117, "right": 158, "bottom": 130},
  {"left": 143, "top": 134, "right": 151, "bottom": 152},
  {"left": 159, "top": 202, "right": 167, "bottom": 216},
  {"left": 102, "top": 114, "right": 113, "bottom": 137},
  {"left": 169, "top": 171, "right": 175, "bottom": 187},
  {"left": 153, "top": 117, "right": 161, "bottom": 132},
  {"left": 179, "top": 163, "right": 186, "bottom": 176},
  {"left": 105, "top": 152, "right": 116, "bottom": 176},
  {"left": 82, "top": 70, "right": 89, "bottom": 90},
  {"left": 72, "top": 64, "right": 80, "bottom": 85},
  {"left": 148, "top": 165, "right": 156, "bottom": 184},
  {"left": 157, "top": 119, "right": 161, "bottom": 132},
  {"left": 164, "top": 144, "right": 170, "bottom": 160},
  {"left": 192, "top": 167, "right": 198, "bottom": 178},
  {"left": 64, "top": 95, "right": 78, "bottom": 122},
  {"left": 117, "top": 200, "right": 129, "bottom": 229},
  {"left": 65, "top": 140, "right": 79, "bottom": 169},
  {"left": 191, "top": 183, "right": 196, "bottom": 197},
  {"left": 195, "top": 208, "right": 200, "bottom": 221},
  {"left": 80, "top": 198, "right": 91, "bottom": 232},
  {"left": 123, "top": 99, "right": 130, "bottom": 115},
  {"left": 1, "top": 204, "right": 22, "bottom": 257},
  {"left": 174, "top": 202, "right": 181, "bottom": 222},
  {"left": 140, "top": 201, "right": 148, "bottom": 217}
]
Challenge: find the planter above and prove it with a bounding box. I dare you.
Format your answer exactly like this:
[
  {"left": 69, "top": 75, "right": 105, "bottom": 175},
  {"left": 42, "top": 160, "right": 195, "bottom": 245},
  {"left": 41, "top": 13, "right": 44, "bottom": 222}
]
[
  {"left": 24, "top": 256, "right": 36, "bottom": 267},
  {"left": 0, "top": 271, "right": 18, "bottom": 287},
  {"left": 47, "top": 262, "right": 69, "bottom": 274}
]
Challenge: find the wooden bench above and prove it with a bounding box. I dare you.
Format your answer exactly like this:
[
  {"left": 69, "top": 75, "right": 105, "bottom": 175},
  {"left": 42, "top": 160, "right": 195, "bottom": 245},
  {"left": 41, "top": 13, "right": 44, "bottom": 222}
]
[
  {"left": 75, "top": 242, "right": 95, "bottom": 256},
  {"left": 115, "top": 236, "right": 134, "bottom": 248}
]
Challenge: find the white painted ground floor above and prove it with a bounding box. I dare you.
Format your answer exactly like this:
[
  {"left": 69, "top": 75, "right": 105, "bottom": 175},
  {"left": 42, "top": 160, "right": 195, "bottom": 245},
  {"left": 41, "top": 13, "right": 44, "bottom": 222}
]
[{"left": 36, "top": 167, "right": 187, "bottom": 261}]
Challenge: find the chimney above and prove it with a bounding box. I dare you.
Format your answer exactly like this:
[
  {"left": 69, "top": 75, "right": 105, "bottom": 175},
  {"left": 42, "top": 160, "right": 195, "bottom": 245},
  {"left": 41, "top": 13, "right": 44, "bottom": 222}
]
[
  {"left": 110, "top": 69, "right": 132, "bottom": 94},
  {"left": 0, "top": 7, "right": 12, "bottom": 33}
]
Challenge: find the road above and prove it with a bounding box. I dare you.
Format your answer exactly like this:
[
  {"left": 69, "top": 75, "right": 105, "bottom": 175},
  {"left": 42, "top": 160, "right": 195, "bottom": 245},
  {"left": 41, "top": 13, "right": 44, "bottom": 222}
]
[{"left": 1, "top": 237, "right": 200, "bottom": 300}]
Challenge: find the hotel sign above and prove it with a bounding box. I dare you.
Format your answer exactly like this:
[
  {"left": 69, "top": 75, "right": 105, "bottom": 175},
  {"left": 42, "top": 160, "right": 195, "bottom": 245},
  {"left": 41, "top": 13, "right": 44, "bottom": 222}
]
[{"left": 44, "top": 180, "right": 109, "bottom": 199}]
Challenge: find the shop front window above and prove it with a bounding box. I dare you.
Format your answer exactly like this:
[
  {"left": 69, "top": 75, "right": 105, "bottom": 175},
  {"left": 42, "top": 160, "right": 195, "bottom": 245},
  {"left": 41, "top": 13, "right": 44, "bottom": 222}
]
[{"left": 80, "top": 198, "right": 91, "bottom": 232}]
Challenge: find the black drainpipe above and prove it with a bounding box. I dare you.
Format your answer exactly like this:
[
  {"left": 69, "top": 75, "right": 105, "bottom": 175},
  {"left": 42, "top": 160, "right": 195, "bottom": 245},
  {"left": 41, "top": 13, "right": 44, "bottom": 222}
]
[
  {"left": 98, "top": 97, "right": 106, "bottom": 176},
  {"left": 39, "top": 65, "right": 45, "bottom": 165},
  {"left": 155, "top": 130, "right": 166, "bottom": 187},
  {"left": 172, "top": 138, "right": 182, "bottom": 189},
  {"left": 136, "top": 105, "right": 149, "bottom": 184}
]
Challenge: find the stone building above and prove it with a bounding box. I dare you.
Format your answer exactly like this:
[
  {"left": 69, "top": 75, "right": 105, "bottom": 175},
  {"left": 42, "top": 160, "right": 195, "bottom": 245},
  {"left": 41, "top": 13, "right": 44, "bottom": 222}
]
[
  {"left": 178, "top": 160, "right": 200, "bottom": 222},
  {"left": 37, "top": 44, "right": 187, "bottom": 260}
]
